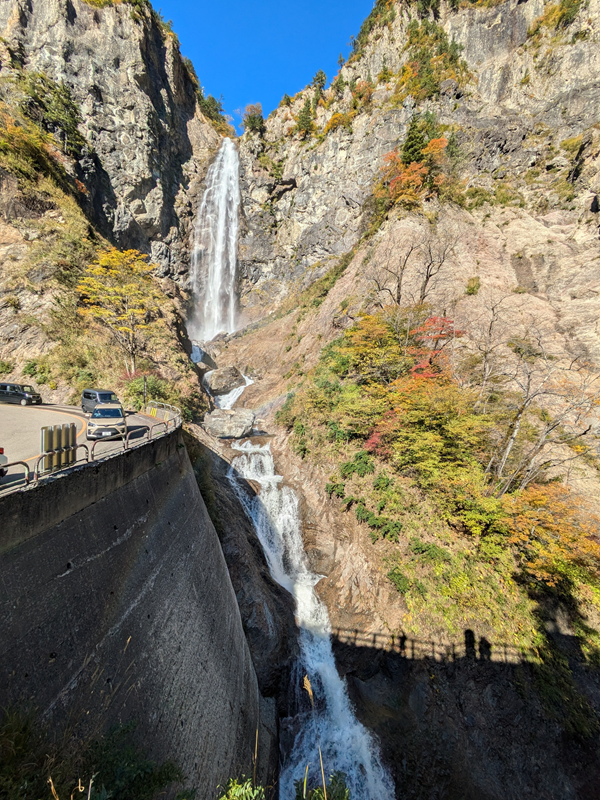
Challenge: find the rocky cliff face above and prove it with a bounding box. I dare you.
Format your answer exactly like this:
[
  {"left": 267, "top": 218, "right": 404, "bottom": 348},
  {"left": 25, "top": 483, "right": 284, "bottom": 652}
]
[
  {"left": 0, "top": 0, "right": 221, "bottom": 275},
  {"left": 236, "top": 0, "right": 600, "bottom": 364}
]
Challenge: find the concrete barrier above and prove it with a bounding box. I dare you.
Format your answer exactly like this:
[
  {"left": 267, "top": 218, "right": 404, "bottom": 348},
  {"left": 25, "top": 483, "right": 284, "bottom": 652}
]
[{"left": 0, "top": 430, "right": 276, "bottom": 796}]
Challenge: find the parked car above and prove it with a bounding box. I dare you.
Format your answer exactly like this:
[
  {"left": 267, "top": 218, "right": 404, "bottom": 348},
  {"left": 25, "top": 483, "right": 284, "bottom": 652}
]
[
  {"left": 0, "top": 447, "right": 7, "bottom": 478},
  {"left": 0, "top": 382, "right": 42, "bottom": 405},
  {"left": 81, "top": 388, "right": 120, "bottom": 415},
  {"left": 86, "top": 404, "right": 127, "bottom": 441}
]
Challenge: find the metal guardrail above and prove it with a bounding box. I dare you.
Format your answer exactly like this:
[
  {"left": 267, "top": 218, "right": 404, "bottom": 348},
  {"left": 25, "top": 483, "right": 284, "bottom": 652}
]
[
  {"left": 1, "top": 461, "right": 32, "bottom": 488},
  {"left": 0, "top": 403, "right": 182, "bottom": 497}
]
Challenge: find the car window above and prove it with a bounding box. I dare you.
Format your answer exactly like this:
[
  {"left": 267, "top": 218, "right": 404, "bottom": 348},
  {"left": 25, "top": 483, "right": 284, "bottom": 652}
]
[
  {"left": 21, "top": 385, "right": 35, "bottom": 393},
  {"left": 83, "top": 392, "right": 93, "bottom": 399},
  {"left": 0, "top": 385, "right": 6, "bottom": 391},
  {"left": 92, "top": 407, "right": 123, "bottom": 418},
  {"left": 98, "top": 393, "right": 118, "bottom": 403}
]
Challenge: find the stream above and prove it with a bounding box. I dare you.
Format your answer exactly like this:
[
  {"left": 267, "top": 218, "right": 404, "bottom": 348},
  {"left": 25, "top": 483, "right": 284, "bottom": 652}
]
[{"left": 228, "top": 442, "right": 394, "bottom": 800}]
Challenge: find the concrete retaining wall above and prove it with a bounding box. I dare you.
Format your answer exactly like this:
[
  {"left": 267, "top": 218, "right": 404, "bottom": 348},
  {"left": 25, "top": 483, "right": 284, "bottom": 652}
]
[{"left": 0, "top": 431, "right": 276, "bottom": 796}]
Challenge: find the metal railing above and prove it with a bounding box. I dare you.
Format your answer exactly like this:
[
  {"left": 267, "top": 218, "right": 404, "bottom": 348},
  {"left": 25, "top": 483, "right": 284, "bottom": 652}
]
[
  {"left": 0, "top": 461, "right": 32, "bottom": 488},
  {"left": 0, "top": 403, "right": 182, "bottom": 496}
]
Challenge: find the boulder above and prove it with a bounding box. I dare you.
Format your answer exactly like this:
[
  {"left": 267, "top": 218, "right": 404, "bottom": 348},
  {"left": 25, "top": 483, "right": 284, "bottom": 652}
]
[
  {"left": 203, "top": 408, "right": 255, "bottom": 439},
  {"left": 204, "top": 366, "right": 246, "bottom": 395}
]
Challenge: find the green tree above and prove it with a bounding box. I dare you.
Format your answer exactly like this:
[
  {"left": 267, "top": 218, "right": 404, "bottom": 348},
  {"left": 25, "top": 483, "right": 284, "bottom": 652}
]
[
  {"left": 76, "top": 249, "right": 163, "bottom": 375},
  {"left": 332, "top": 74, "right": 346, "bottom": 96},
  {"left": 401, "top": 116, "right": 427, "bottom": 165},
  {"left": 311, "top": 70, "right": 327, "bottom": 91},
  {"left": 338, "top": 53, "right": 345, "bottom": 68},
  {"left": 296, "top": 97, "right": 314, "bottom": 138},
  {"left": 378, "top": 57, "right": 392, "bottom": 83},
  {"left": 242, "top": 103, "right": 265, "bottom": 134}
]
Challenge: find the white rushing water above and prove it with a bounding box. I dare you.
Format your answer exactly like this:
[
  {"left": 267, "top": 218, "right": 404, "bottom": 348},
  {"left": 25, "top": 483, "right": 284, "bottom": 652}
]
[
  {"left": 189, "top": 137, "right": 240, "bottom": 342},
  {"left": 228, "top": 442, "right": 395, "bottom": 800},
  {"left": 203, "top": 372, "right": 254, "bottom": 410}
]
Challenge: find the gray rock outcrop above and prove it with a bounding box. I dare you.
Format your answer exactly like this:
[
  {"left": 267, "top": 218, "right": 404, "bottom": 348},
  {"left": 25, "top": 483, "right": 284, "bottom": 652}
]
[
  {"left": 0, "top": 0, "right": 222, "bottom": 274},
  {"left": 204, "top": 408, "right": 255, "bottom": 438},
  {"left": 204, "top": 366, "right": 246, "bottom": 395},
  {"left": 234, "top": 0, "right": 600, "bottom": 363}
]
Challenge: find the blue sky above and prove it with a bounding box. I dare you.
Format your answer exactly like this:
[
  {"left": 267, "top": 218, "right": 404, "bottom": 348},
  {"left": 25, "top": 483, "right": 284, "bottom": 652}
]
[{"left": 155, "top": 0, "right": 374, "bottom": 129}]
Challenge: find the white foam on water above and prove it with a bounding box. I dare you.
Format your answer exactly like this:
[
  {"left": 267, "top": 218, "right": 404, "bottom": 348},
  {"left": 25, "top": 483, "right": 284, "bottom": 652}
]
[{"left": 227, "top": 441, "right": 395, "bottom": 800}]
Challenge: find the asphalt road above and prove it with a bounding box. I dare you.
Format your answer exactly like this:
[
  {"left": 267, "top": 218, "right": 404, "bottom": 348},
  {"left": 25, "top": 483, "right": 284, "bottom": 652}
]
[{"left": 0, "top": 404, "right": 156, "bottom": 490}]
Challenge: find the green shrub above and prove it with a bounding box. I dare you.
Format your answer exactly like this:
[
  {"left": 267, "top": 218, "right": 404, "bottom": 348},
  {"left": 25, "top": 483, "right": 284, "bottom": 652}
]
[
  {"left": 5, "top": 296, "right": 21, "bottom": 311},
  {"left": 465, "top": 276, "right": 481, "bottom": 295},
  {"left": 0, "top": 360, "right": 13, "bottom": 375},
  {"left": 387, "top": 566, "right": 411, "bottom": 594},
  {"left": 124, "top": 375, "right": 169, "bottom": 410},
  {"left": 295, "top": 771, "right": 350, "bottom": 800},
  {"left": 0, "top": 713, "right": 186, "bottom": 800},
  {"left": 20, "top": 72, "right": 86, "bottom": 158},
  {"left": 218, "top": 778, "right": 265, "bottom": 799},
  {"left": 409, "top": 537, "right": 452, "bottom": 562},
  {"left": 340, "top": 450, "right": 375, "bottom": 479},
  {"left": 276, "top": 392, "right": 296, "bottom": 428}
]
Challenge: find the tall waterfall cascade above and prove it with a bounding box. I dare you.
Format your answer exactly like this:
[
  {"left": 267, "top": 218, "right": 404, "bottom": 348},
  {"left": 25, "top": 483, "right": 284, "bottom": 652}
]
[
  {"left": 228, "top": 442, "right": 395, "bottom": 800},
  {"left": 189, "top": 137, "right": 240, "bottom": 342}
]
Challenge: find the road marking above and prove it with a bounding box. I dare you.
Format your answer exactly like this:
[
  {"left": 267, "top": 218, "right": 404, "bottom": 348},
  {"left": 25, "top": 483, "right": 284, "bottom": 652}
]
[{"left": 19, "top": 407, "right": 88, "bottom": 464}]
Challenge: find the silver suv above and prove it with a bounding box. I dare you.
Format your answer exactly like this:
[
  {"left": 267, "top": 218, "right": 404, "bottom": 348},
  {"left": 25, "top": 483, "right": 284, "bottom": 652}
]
[{"left": 81, "top": 388, "right": 119, "bottom": 415}]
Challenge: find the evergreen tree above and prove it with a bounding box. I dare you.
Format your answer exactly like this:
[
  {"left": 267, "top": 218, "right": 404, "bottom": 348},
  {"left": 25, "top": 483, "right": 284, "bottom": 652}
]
[
  {"left": 280, "top": 93, "right": 292, "bottom": 107},
  {"left": 311, "top": 70, "right": 327, "bottom": 91},
  {"left": 242, "top": 103, "right": 265, "bottom": 134},
  {"left": 333, "top": 74, "right": 346, "bottom": 96},
  {"left": 338, "top": 53, "right": 345, "bottom": 68},
  {"left": 296, "top": 97, "right": 314, "bottom": 138},
  {"left": 378, "top": 57, "right": 392, "bottom": 83},
  {"left": 401, "top": 116, "right": 427, "bottom": 165}
]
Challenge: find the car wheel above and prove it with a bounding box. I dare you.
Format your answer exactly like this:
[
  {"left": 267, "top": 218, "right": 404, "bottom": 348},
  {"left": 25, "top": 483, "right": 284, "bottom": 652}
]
[{"left": 20, "top": 398, "right": 28, "bottom": 406}]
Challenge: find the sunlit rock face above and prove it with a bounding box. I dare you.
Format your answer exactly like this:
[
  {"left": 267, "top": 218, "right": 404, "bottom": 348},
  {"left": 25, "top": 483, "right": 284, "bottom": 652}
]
[
  {"left": 236, "top": 0, "right": 600, "bottom": 364},
  {"left": 0, "top": 0, "right": 221, "bottom": 275}
]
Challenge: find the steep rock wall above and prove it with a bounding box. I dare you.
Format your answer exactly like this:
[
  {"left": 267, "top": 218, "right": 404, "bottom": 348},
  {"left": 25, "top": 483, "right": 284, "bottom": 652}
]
[
  {"left": 0, "top": 0, "right": 221, "bottom": 274},
  {"left": 0, "top": 432, "right": 277, "bottom": 796},
  {"left": 236, "top": 0, "right": 600, "bottom": 361}
]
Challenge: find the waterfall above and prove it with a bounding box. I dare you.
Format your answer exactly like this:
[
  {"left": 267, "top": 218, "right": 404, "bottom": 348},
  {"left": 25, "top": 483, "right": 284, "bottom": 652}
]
[
  {"left": 228, "top": 442, "right": 395, "bottom": 800},
  {"left": 189, "top": 137, "right": 240, "bottom": 342}
]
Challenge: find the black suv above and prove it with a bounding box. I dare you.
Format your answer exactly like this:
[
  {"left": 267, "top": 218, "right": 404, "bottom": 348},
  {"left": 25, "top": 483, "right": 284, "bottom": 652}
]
[
  {"left": 0, "top": 382, "right": 42, "bottom": 405},
  {"left": 81, "top": 388, "right": 120, "bottom": 414}
]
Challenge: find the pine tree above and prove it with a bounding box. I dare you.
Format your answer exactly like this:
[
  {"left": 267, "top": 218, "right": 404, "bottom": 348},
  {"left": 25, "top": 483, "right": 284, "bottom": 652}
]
[
  {"left": 311, "top": 70, "right": 327, "bottom": 91},
  {"left": 378, "top": 57, "right": 392, "bottom": 83},
  {"left": 338, "top": 53, "right": 345, "bottom": 68},
  {"left": 297, "top": 98, "right": 313, "bottom": 138},
  {"left": 401, "top": 116, "right": 427, "bottom": 165}
]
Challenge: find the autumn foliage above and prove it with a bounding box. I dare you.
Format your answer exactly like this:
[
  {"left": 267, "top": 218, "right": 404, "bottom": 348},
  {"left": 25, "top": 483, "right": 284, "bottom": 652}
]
[
  {"left": 502, "top": 484, "right": 600, "bottom": 588},
  {"left": 76, "top": 249, "right": 163, "bottom": 375},
  {"left": 379, "top": 136, "right": 448, "bottom": 208}
]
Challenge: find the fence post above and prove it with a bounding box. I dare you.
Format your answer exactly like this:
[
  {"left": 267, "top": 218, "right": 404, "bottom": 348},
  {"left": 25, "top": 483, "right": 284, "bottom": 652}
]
[
  {"left": 68, "top": 423, "right": 77, "bottom": 464},
  {"left": 41, "top": 426, "right": 52, "bottom": 473}
]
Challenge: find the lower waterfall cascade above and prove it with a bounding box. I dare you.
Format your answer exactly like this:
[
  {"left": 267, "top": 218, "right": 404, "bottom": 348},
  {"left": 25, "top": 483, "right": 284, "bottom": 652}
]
[{"left": 228, "top": 441, "right": 395, "bottom": 800}]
